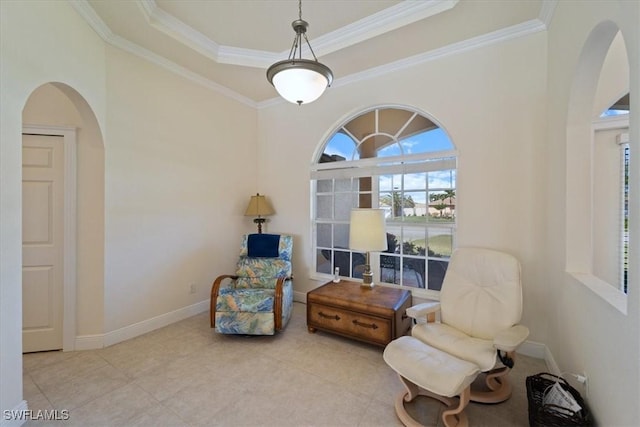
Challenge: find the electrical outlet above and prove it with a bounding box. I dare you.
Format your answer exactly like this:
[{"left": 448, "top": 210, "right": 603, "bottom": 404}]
[
  {"left": 571, "top": 372, "right": 588, "bottom": 397},
  {"left": 581, "top": 372, "right": 588, "bottom": 397},
  {"left": 189, "top": 282, "right": 197, "bottom": 294}
]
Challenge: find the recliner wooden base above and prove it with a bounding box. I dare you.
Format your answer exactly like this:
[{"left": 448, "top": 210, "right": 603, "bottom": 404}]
[
  {"left": 395, "top": 375, "right": 470, "bottom": 427},
  {"left": 470, "top": 361, "right": 514, "bottom": 404}
]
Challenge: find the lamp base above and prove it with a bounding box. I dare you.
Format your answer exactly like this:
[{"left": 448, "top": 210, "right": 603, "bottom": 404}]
[
  {"left": 361, "top": 271, "right": 374, "bottom": 289},
  {"left": 253, "top": 217, "right": 266, "bottom": 234}
]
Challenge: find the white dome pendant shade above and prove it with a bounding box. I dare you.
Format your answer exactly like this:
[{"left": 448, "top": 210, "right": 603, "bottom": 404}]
[
  {"left": 268, "top": 59, "right": 333, "bottom": 105},
  {"left": 266, "top": 2, "right": 333, "bottom": 105}
]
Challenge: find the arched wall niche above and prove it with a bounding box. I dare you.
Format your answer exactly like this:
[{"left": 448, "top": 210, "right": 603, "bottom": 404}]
[
  {"left": 22, "top": 82, "right": 105, "bottom": 349},
  {"left": 565, "top": 20, "right": 630, "bottom": 312}
]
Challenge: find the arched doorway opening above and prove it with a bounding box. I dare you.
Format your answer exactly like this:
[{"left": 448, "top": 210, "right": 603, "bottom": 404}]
[{"left": 22, "top": 82, "right": 105, "bottom": 352}]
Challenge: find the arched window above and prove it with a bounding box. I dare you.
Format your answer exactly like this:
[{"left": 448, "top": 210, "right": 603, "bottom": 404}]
[{"left": 311, "top": 106, "right": 456, "bottom": 293}]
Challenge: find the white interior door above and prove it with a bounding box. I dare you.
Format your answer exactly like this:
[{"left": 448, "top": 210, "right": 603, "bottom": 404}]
[{"left": 22, "top": 133, "right": 64, "bottom": 353}]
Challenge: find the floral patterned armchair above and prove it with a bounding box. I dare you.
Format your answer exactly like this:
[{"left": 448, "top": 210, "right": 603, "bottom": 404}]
[{"left": 210, "top": 234, "right": 293, "bottom": 335}]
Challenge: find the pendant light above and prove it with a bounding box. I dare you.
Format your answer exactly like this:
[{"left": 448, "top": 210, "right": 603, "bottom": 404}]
[{"left": 266, "top": 0, "right": 333, "bottom": 105}]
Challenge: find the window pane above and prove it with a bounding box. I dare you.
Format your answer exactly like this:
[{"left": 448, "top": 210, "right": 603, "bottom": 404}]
[
  {"left": 428, "top": 228, "right": 452, "bottom": 258},
  {"left": 402, "top": 227, "right": 427, "bottom": 255},
  {"left": 429, "top": 170, "right": 456, "bottom": 189},
  {"left": 397, "top": 114, "right": 435, "bottom": 144},
  {"left": 317, "top": 179, "right": 332, "bottom": 193},
  {"left": 321, "top": 131, "right": 355, "bottom": 162},
  {"left": 428, "top": 191, "right": 455, "bottom": 221},
  {"left": 379, "top": 174, "right": 402, "bottom": 192},
  {"left": 377, "top": 141, "right": 402, "bottom": 157},
  {"left": 402, "top": 191, "right": 425, "bottom": 221},
  {"left": 427, "top": 260, "right": 448, "bottom": 291},
  {"left": 385, "top": 227, "right": 401, "bottom": 254},
  {"left": 352, "top": 251, "right": 365, "bottom": 279},
  {"left": 316, "top": 249, "right": 332, "bottom": 274},
  {"left": 335, "top": 178, "right": 353, "bottom": 192},
  {"left": 380, "top": 255, "right": 400, "bottom": 284},
  {"left": 334, "top": 250, "right": 351, "bottom": 277},
  {"left": 317, "top": 223, "right": 331, "bottom": 247},
  {"left": 401, "top": 127, "right": 454, "bottom": 153},
  {"left": 333, "top": 223, "right": 350, "bottom": 249},
  {"left": 335, "top": 193, "right": 356, "bottom": 220},
  {"left": 404, "top": 173, "right": 427, "bottom": 190},
  {"left": 379, "top": 108, "right": 415, "bottom": 135},
  {"left": 380, "top": 192, "right": 406, "bottom": 220},
  {"left": 404, "top": 258, "right": 426, "bottom": 288},
  {"left": 316, "top": 195, "right": 333, "bottom": 219}
]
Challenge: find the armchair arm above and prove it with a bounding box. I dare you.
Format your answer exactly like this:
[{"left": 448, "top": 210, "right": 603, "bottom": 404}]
[
  {"left": 210, "top": 274, "right": 238, "bottom": 328},
  {"left": 493, "top": 324, "right": 530, "bottom": 352},
  {"left": 273, "top": 276, "right": 293, "bottom": 331},
  {"left": 406, "top": 302, "right": 441, "bottom": 322}
]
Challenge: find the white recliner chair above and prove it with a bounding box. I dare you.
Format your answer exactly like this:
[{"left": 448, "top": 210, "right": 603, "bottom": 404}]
[{"left": 383, "top": 247, "right": 529, "bottom": 427}]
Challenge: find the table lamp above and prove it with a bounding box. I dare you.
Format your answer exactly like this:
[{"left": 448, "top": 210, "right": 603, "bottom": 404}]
[
  {"left": 349, "top": 208, "right": 387, "bottom": 288},
  {"left": 245, "top": 193, "right": 275, "bottom": 233}
]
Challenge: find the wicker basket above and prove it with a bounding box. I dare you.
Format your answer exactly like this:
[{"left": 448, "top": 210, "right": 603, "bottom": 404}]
[{"left": 526, "top": 373, "right": 593, "bottom": 427}]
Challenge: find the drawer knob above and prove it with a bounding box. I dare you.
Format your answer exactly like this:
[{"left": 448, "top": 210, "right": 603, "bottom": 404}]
[
  {"left": 318, "top": 311, "right": 340, "bottom": 321},
  {"left": 352, "top": 319, "right": 378, "bottom": 330}
]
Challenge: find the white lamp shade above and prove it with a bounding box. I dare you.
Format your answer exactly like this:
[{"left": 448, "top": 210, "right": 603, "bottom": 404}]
[
  {"left": 272, "top": 67, "right": 329, "bottom": 105},
  {"left": 349, "top": 209, "right": 387, "bottom": 252}
]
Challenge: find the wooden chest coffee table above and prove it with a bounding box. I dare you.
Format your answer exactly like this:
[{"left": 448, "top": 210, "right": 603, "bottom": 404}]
[{"left": 307, "top": 280, "right": 412, "bottom": 347}]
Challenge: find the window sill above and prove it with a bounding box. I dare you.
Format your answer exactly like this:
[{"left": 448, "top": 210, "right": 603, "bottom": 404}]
[{"left": 568, "top": 272, "right": 627, "bottom": 315}]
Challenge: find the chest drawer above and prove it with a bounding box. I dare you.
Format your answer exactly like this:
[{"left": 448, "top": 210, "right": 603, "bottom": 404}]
[{"left": 308, "top": 302, "right": 391, "bottom": 346}]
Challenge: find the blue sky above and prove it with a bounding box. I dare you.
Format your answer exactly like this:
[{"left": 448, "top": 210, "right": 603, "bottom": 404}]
[{"left": 325, "top": 127, "right": 454, "bottom": 160}]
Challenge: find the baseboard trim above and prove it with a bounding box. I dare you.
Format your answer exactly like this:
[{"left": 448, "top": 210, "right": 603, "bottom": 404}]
[
  {"left": 1, "top": 400, "right": 28, "bottom": 427},
  {"left": 74, "top": 334, "right": 105, "bottom": 351},
  {"left": 72, "top": 296, "right": 561, "bottom": 379},
  {"left": 544, "top": 343, "right": 561, "bottom": 374},
  {"left": 72, "top": 300, "right": 209, "bottom": 350},
  {"left": 517, "top": 339, "right": 547, "bottom": 360},
  {"left": 293, "top": 291, "right": 307, "bottom": 303},
  {"left": 104, "top": 300, "right": 209, "bottom": 347}
]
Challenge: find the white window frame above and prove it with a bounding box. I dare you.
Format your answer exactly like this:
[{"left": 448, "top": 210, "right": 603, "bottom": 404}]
[
  {"left": 573, "top": 114, "right": 629, "bottom": 313},
  {"left": 311, "top": 111, "right": 457, "bottom": 300}
]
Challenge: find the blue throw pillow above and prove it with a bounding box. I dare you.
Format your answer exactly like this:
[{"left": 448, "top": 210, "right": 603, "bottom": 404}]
[{"left": 247, "top": 234, "right": 280, "bottom": 257}]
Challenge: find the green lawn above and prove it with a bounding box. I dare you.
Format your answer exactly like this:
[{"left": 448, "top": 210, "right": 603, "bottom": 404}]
[{"left": 408, "top": 234, "right": 452, "bottom": 257}]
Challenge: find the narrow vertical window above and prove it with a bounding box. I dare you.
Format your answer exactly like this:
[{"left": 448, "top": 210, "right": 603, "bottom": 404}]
[{"left": 620, "top": 138, "right": 629, "bottom": 293}]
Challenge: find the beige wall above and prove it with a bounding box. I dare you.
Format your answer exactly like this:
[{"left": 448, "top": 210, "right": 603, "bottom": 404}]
[
  {"left": 0, "top": 0, "right": 257, "bottom": 416},
  {"left": 103, "top": 46, "right": 257, "bottom": 331},
  {"left": 1, "top": 0, "right": 108, "bottom": 415},
  {"left": 259, "top": 32, "right": 549, "bottom": 345},
  {"left": 2, "top": 1, "right": 639, "bottom": 425},
  {"left": 545, "top": 1, "right": 639, "bottom": 425}
]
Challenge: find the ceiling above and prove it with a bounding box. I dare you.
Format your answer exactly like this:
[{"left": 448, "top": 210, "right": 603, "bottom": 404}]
[{"left": 71, "top": 0, "right": 552, "bottom": 107}]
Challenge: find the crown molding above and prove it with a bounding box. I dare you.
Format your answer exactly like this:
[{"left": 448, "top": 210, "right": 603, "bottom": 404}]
[
  {"left": 112, "top": 33, "right": 258, "bottom": 107},
  {"left": 70, "top": 0, "right": 551, "bottom": 110},
  {"left": 136, "top": 0, "right": 458, "bottom": 68},
  {"left": 69, "top": 0, "right": 114, "bottom": 41},
  {"left": 538, "top": 0, "right": 558, "bottom": 29},
  {"left": 138, "top": 0, "right": 221, "bottom": 60},
  {"left": 335, "top": 18, "right": 548, "bottom": 88},
  {"left": 258, "top": 18, "right": 548, "bottom": 108},
  {"left": 309, "top": 0, "right": 458, "bottom": 58},
  {"left": 69, "top": 0, "right": 257, "bottom": 107}
]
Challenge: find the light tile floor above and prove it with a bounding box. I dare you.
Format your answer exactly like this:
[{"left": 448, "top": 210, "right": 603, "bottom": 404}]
[{"left": 23, "top": 302, "right": 547, "bottom": 426}]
